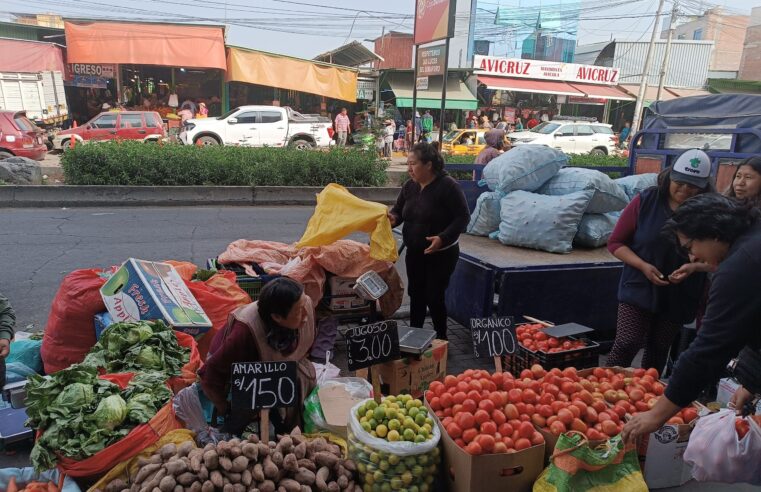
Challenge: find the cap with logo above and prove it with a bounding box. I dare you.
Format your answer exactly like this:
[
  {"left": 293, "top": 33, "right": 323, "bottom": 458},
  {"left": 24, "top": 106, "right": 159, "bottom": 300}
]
[{"left": 671, "top": 149, "right": 711, "bottom": 189}]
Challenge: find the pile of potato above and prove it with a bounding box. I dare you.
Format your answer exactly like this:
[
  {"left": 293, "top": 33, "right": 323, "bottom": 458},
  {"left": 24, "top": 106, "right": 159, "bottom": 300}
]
[{"left": 100, "top": 429, "right": 360, "bottom": 492}]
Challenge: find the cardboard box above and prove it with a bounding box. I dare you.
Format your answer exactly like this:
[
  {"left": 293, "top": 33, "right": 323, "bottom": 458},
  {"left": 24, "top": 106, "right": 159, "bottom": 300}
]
[
  {"left": 326, "top": 276, "right": 370, "bottom": 311},
  {"left": 316, "top": 385, "right": 365, "bottom": 439},
  {"left": 716, "top": 377, "right": 761, "bottom": 413},
  {"left": 376, "top": 340, "right": 448, "bottom": 397},
  {"left": 100, "top": 258, "right": 212, "bottom": 337},
  {"left": 640, "top": 422, "right": 695, "bottom": 489},
  {"left": 438, "top": 418, "right": 544, "bottom": 492}
]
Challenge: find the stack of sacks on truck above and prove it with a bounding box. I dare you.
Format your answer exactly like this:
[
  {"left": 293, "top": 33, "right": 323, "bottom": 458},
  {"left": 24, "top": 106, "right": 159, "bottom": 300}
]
[{"left": 466, "top": 146, "right": 658, "bottom": 253}]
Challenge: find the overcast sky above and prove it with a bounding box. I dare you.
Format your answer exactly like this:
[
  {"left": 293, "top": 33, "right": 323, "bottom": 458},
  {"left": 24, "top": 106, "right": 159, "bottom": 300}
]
[{"left": 2, "top": 0, "right": 759, "bottom": 59}]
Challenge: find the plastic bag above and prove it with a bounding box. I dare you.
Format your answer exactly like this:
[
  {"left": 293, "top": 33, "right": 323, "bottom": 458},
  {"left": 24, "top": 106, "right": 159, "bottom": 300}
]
[
  {"left": 304, "top": 378, "right": 373, "bottom": 435},
  {"left": 533, "top": 433, "right": 647, "bottom": 492},
  {"left": 498, "top": 190, "right": 593, "bottom": 254},
  {"left": 5, "top": 361, "right": 39, "bottom": 384},
  {"left": 0, "top": 468, "right": 80, "bottom": 492},
  {"left": 683, "top": 409, "right": 761, "bottom": 485},
  {"left": 173, "top": 384, "right": 227, "bottom": 445},
  {"left": 7, "top": 339, "right": 43, "bottom": 373},
  {"left": 615, "top": 173, "right": 658, "bottom": 200},
  {"left": 347, "top": 398, "right": 441, "bottom": 490},
  {"left": 41, "top": 268, "right": 114, "bottom": 374},
  {"left": 312, "top": 351, "right": 341, "bottom": 386},
  {"left": 297, "top": 183, "right": 399, "bottom": 262},
  {"left": 483, "top": 145, "right": 567, "bottom": 194},
  {"left": 574, "top": 211, "right": 621, "bottom": 248},
  {"left": 466, "top": 191, "right": 504, "bottom": 236},
  {"left": 538, "top": 167, "right": 629, "bottom": 213}
]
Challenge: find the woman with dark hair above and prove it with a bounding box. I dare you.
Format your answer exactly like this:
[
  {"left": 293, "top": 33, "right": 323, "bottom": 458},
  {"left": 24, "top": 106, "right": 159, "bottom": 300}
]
[
  {"left": 199, "top": 277, "right": 316, "bottom": 434},
  {"left": 606, "top": 149, "right": 716, "bottom": 371},
  {"left": 389, "top": 142, "right": 470, "bottom": 340},
  {"left": 726, "top": 156, "right": 761, "bottom": 206},
  {"left": 624, "top": 194, "right": 761, "bottom": 441}
]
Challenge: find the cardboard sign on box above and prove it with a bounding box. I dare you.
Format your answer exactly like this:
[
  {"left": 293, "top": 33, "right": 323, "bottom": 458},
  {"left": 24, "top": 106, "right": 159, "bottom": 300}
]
[
  {"left": 101, "top": 258, "right": 212, "bottom": 337},
  {"left": 376, "top": 339, "right": 447, "bottom": 397},
  {"left": 641, "top": 423, "right": 694, "bottom": 489}
]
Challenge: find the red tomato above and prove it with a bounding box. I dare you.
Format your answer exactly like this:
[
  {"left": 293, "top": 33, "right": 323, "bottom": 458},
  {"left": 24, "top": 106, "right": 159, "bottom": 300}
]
[
  {"left": 444, "top": 375, "right": 457, "bottom": 388},
  {"left": 736, "top": 418, "right": 750, "bottom": 439},
  {"left": 466, "top": 441, "right": 483, "bottom": 455},
  {"left": 457, "top": 412, "right": 475, "bottom": 430},
  {"left": 522, "top": 389, "right": 538, "bottom": 405},
  {"left": 446, "top": 422, "right": 463, "bottom": 439},
  {"left": 514, "top": 438, "right": 532, "bottom": 451},
  {"left": 474, "top": 409, "right": 491, "bottom": 426},
  {"left": 504, "top": 404, "right": 520, "bottom": 420},
  {"left": 476, "top": 434, "right": 496, "bottom": 453},
  {"left": 601, "top": 420, "right": 619, "bottom": 437},
  {"left": 681, "top": 408, "right": 698, "bottom": 424},
  {"left": 461, "top": 399, "right": 477, "bottom": 414},
  {"left": 479, "top": 399, "right": 496, "bottom": 413},
  {"left": 508, "top": 389, "right": 523, "bottom": 404},
  {"left": 571, "top": 418, "right": 587, "bottom": 433},
  {"left": 644, "top": 368, "right": 660, "bottom": 380},
  {"left": 557, "top": 408, "right": 574, "bottom": 426},
  {"left": 549, "top": 421, "right": 566, "bottom": 436},
  {"left": 493, "top": 441, "right": 508, "bottom": 453},
  {"left": 429, "top": 397, "right": 441, "bottom": 411},
  {"left": 531, "top": 414, "right": 546, "bottom": 428},
  {"left": 456, "top": 381, "right": 470, "bottom": 393},
  {"left": 462, "top": 428, "right": 478, "bottom": 443},
  {"left": 518, "top": 421, "right": 535, "bottom": 439},
  {"left": 531, "top": 432, "right": 545, "bottom": 446},
  {"left": 498, "top": 422, "right": 513, "bottom": 437},
  {"left": 440, "top": 393, "right": 454, "bottom": 409},
  {"left": 492, "top": 409, "right": 507, "bottom": 425}
]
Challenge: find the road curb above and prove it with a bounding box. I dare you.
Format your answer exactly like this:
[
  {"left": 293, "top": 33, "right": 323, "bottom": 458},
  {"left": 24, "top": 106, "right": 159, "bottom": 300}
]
[{"left": 0, "top": 185, "right": 401, "bottom": 208}]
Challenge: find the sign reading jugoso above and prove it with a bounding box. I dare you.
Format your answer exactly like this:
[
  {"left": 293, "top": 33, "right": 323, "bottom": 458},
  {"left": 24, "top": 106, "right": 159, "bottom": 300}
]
[
  {"left": 231, "top": 361, "right": 298, "bottom": 410},
  {"left": 345, "top": 320, "right": 401, "bottom": 371},
  {"left": 470, "top": 316, "right": 516, "bottom": 358}
]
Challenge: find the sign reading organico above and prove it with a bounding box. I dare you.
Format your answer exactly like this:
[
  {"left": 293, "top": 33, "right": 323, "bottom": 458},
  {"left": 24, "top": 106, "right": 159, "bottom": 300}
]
[
  {"left": 416, "top": 44, "right": 447, "bottom": 76},
  {"left": 414, "top": 0, "right": 456, "bottom": 45},
  {"left": 474, "top": 55, "right": 620, "bottom": 85}
]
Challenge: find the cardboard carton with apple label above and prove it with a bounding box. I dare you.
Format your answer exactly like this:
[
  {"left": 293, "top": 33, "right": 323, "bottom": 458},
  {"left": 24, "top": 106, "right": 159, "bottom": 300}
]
[{"left": 101, "top": 258, "right": 212, "bottom": 337}]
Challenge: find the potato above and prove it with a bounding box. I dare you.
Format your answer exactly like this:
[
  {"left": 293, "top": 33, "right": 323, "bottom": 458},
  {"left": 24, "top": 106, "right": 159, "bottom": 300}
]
[
  {"left": 293, "top": 468, "right": 315, "bottom": 486},
  {"left": 188, "top": 483, "right": 203, "bottom": 492},
  {"left": 223, "top": 484, "right": 234, "bottom": 492},
  {"left": 315, "top": 467, "right": 330, "bottom": 492},
  {"left": 223, "top": 471, "right": 242, "bottom": 484},
  {"left": 283, "top": 454, "right": 298, "bottom": 473},
  {"left": 242, "top": 442, "right": 259, "bottom": 461},
  {"left": 341, "top": 460, "right": 356, "bottom": 473},
  {"left": 262, "top": 456, "right": 278, "bottom": 480},
  {"left": 241, "top": 469, "right": 253, "bottom": 487},
  {"left": 270, "top": 452, "right": 283, "bottom": 467},
  {"left": 300, "top": 487, "right": 310, "bottom": 492},
  {"left": 248, "top": 434, "right": 260, "bottom": 444},
  {"left": 189, "top": 452, "right": 203, "bottom": 473},
  {"left": 172, "top": 486, "right": 183, "bottom": 492},
  {"left": 293, "top": 442, "right": 307, "bottom": 460},
  {"left": 165, "top": 459, "right": 188, "bottom": 476},
  {"left": 252, "top": 463, "right": 265, "bottom": 482},
  {"left": 177, "top": 441, "right": 194, "bottom": 458},
  {"left": 210, "top": 471, "right": 224, "bottom": 489},
  {"left": 336, "top": 475, "right": 348, "bottom": 489},
  {"left": 308, "top": 438, "right": 327, "bottom": 453},
  {"left": 203, "top": 443, "right": 215, "bottom": 453},
  {"left": 135, "top": 464, "right": 162, "bottom": 484},
  {"left": 200, "top": 482, "right": 214, "bottom": 492},
  {"left": 106, "top": 479, "right": 128, "bottom": 492},
  {"left": 277, "top": 479, "right": 301, "bottom": 492},
  {"left": 203, "top": 450, "right": 219, "bottom": 471},
  {"left": 229, "top": 438, "right": 241, "bottom": 447},
  {"left": 160, "top": 444, "right": 178, "bottom": 461},
  {"left": 327, "top": 482, "right": 339, "bottom": 492},
  {"left": 313, "top": 452, "right": 339, "bottom": 469},
  {"left": 276, "top": 436, "right": 293, "bottom": 455},
  {"left": 158, "top": 476, "right": 176, "bottom": 492},
  {"left": 176, "top": 473, "right": 197, "bottom": 487},
  {"left": 296, "top": 459, "right": 316, "bottom": 473},
  {"left": 257, "top": 443, "right": 271, "bottom": 458},
  {"left": 230, "top": 446, "right": 242, "bottom": 459},
  {"left": 327, "top": 445, "right": 341, "bottom": 457},
  {"left": 217, "top": 441, "right": 230, "bottom": 456},
  {"left": 259, "top": 480, "right": 276, "bottom": 492},
  {"left": 230, "top": 456, "right": 249, "bottom": 473},
  {"left": 139, "top": 455, "right": 163, "bottom": 467},
  {"left": 220, "top": 456, "right": 234, "bottom": 471}
]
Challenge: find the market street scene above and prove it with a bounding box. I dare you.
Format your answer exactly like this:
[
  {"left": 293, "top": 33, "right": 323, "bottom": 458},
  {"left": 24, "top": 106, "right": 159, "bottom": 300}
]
[{"left": 1, "top": 0, "right": 761, "bottom": 491}]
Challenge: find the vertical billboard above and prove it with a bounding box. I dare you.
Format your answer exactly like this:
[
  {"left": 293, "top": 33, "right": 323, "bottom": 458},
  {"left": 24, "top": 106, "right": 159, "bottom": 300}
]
[{"left": 414, "top": 0, "right": 457, "bottom": 45}]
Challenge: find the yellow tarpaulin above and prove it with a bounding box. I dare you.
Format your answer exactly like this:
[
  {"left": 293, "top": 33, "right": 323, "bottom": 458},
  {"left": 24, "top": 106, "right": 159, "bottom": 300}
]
[
  {"left": 226, "top": 46, "right": 358, "bottom": 102},
  {"left": 297, "top": 184, "right": 398, "bottom": 262}
]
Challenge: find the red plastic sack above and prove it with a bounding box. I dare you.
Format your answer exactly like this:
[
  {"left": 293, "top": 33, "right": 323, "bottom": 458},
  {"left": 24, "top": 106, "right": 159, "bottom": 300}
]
[
  {"left": 186, "top": 270, "right": 250, "bottom": 359},
  {"left": 41, "top": 268, "right": 113, "bottom": 374},
  {"left": 56, "top": 399, "right": 182, "bottom": 479},
  {"left": 168, "top": 331, "right": 202, "bottom": 393}
]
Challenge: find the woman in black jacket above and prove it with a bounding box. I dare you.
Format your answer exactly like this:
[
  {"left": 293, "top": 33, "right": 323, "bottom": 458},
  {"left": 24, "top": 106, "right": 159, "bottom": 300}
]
[
  {"left": 389, "top": 143, "right": 470, "bottom": 340},
  {"left": 623, "top": 194, "right": 761, "bottom": 441}
]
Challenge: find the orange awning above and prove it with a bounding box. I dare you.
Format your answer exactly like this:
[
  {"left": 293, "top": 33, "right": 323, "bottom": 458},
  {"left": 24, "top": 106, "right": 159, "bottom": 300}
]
[
  {"left": 64, "top": 21, "right": 226, "bottom": 70},
  {"left": 0, "top": 38, "right": 65, "bottom": 73},
  {"left": 226, "top": 46, "right": 357, "bottom": 102}
]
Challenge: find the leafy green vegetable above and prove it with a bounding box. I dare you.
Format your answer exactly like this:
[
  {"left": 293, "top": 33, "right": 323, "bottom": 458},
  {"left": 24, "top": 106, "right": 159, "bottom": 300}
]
[
  {"left": 83, "top": 320, "right": 189, "bottom": 376},
  {"left": 126, "top": 393, "right": 158, "bottom": 424},
  {"left": 93, "top": 395, "right": 128, "bottom": 430},
  {"left": 52, "top": 382, "right": 94, "bottom": 409}
]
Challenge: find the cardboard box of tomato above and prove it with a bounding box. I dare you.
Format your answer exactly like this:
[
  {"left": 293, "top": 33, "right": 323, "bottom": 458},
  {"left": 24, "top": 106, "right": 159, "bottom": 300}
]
[{"left": 424, "top": 369, "right": 546, "bottom": 492}]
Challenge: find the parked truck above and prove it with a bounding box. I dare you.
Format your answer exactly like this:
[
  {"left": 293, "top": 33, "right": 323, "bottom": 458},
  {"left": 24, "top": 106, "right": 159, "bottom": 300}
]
[
  {"left": 0, "top": 71, "right": 68, "bottom": 145},
  {"left": 179, "top": 105, "right": 333, "bottom": 150}
]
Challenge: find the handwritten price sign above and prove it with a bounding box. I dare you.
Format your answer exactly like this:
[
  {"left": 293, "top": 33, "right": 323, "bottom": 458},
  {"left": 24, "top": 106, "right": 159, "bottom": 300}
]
[
  {"left": 470, "top": 316, "right": 517, "bottom": 358},
  {"left": 345, "top": 321, "right": 401, "bottom": 371},
  {"left": 230, "top": 361, "right": 298, "bottom": 410}
]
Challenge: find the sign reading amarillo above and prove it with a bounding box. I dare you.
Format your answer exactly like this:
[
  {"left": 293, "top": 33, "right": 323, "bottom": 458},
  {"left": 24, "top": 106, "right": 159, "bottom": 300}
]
[
  {"left": 474, "top": 55, "right": 620, "bottom": 85},
  {"left": 415, "top": 0, "right": 456, "bottom": 45}
]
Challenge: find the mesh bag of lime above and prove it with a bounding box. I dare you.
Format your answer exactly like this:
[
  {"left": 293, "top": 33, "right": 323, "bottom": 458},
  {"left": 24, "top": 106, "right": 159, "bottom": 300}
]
[{"left": 348, "top": 395, "right": 441, "bottom": 491}]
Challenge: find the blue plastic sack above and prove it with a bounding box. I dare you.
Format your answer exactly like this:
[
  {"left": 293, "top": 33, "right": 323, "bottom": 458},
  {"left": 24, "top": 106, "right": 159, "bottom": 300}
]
[
  {"left": 5, "top": 361, "right": 38, "bottom": 384},
  {"left": 7, "top": 339, "right": 42, "bottom": 373},
  {"left": 574, "top": 211, "right": 621, "bottom": 248},
  {"left": 0, "top": 468, "right": 80, "bottom": 492},
  {"left": 466, "top": 191, "right": 505, "bottom": 236},
  {"left": 538, "top": 167, "right": 629, "bottom": 213},
  {"left": 498, "top": 189, "right": 594, "bottom": 254},
  {"left": 482, "top": 145, "right": 567, "bottom": 194},
  {"left": 615, "top": 173, "right": 658, "bottom": 201}
]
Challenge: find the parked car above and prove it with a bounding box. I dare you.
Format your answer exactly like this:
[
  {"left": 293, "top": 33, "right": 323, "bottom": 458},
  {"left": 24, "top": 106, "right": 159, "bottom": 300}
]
[
  {"left": 0, "top": 110, "right": 47, "bottom": 161},
  {"left": 508, "top": 118, "right": 617, "bottom": 155},
  {"left": 440, "top": 128, "right": 489, "bottom": 156},
  {"left": 52, "top": 111, "right": 166, "bottom": 150},
  {"left": 179, "top": 106, "right": 332, "bottom": 150}
]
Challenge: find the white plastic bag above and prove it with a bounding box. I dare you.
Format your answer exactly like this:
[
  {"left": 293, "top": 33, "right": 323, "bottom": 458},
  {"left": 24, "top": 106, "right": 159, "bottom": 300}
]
[
  {"left": 173, "top": 384, "right": 228, "bottom": 445},
  {"left": 303, "top": 377, "right": 373, "bottom": 435},
  {"left": 683, "top": 409, "right": 761, "bottom": 485},
  {"left": 312, "top": 351, "right": 341, "bottom": 386}
]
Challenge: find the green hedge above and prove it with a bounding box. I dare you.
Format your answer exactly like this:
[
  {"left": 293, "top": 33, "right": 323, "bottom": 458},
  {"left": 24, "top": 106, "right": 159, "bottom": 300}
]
[{"left": 61, "top": 141, "right": 389, "bottom": 187}]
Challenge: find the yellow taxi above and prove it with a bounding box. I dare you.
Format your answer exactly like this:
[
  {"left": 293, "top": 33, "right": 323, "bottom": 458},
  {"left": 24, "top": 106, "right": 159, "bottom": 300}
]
[{"left": 440, "top": 128, "right": 489, "bottom": 156}]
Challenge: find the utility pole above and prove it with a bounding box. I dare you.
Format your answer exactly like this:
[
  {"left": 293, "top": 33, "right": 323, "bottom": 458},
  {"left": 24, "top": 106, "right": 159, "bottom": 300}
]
[
  {"left": 631, "top": 0, "right": 667, "bottom": 137},
  {"left": 657, "top": 1, "right": 678, "bottom": 100}
]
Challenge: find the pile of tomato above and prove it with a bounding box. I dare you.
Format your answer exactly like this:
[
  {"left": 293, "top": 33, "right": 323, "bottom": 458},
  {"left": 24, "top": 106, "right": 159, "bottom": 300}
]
[
  {"left": 735, "top": 415, "right": 761, "bottom": 439},
  {"left": 516, "top": 323, "right": 587, "bottom": 353}
]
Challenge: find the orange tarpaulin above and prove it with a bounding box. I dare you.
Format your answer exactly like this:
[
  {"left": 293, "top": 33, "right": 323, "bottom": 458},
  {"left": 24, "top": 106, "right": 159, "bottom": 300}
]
[
  {"left": 64, "top": 21, "right": 226, "bottom": 70},
  {"left": 226, "top": 46, "right": 358, "bottom": 102},
  {"left": 0, "top": 38, "right": 65, "bottom": 73}
]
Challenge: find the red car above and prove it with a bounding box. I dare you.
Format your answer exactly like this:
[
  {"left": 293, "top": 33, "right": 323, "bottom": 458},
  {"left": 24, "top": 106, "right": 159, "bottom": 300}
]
[
  {"left": 53, "top": 111, "right": 166, "bottom": 150},
  {"left": 0, "top": 111, "right": 48, "bottom": 161}
]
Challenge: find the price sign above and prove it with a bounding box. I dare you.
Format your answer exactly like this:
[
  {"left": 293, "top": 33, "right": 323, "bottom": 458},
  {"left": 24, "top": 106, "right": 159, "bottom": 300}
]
[
  {"left": 230, "top": 361, "right": 298, "bottom": 410},
  {"left": 470, "top": 316, "right": 517, "bottom": 358},
  {"left": 345, "top": 320, "right": 401, "bottom": 371}
]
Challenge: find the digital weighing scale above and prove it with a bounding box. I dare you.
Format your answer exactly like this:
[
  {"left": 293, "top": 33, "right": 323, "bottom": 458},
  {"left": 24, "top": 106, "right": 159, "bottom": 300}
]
[{"left": 397, "top": 326, "right": 436, "bottom": 355}]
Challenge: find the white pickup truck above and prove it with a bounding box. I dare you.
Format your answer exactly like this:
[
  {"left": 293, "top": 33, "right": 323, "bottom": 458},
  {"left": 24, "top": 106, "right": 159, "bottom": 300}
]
[{"left": 179, "top": 105, "right": 333, "bottom": 150}]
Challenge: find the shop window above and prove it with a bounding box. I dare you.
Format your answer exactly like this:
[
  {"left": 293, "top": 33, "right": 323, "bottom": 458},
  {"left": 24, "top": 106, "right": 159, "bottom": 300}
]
[
  {"left": 145, "top": 113, "right": 161, "bottom": 128},
  {"left": 234, "top": 112, "right": 257, "bottom": 124},
  {"left": 92, "top": 114, "right": 117, "bottom": 129},
  {"left": 575, "top": 125, "right": 594, "bottom": 136},
  {"left": 260, "top": 111, "right": 283, "bottom": 123},
  {"left": 693, "top": 28, "right": 703, "bottom": 40},
  {"left": 119, "top": 114, "right": 144, "bottom": 129}
]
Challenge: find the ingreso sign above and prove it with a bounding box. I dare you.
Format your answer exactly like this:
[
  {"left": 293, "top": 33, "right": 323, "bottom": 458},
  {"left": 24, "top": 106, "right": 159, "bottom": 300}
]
[{"left": 68, "top": 64, "right": 115, "bottom": 78}]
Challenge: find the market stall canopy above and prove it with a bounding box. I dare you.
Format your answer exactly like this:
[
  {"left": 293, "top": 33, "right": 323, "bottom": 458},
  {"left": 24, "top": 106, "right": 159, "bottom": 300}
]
[
  {"left": 567, "top": 82, "right": 635, "bottom": 101},
  {"left": 0, "top": 38, "right": 65, "bottom": 73},
  {"left": 64, "top": 20, "right": 226, "bottom": 70},
  {"left": 227, "top": 46, "right": 358, "bottom": 102},
  {"left": 619, "top": 84, "right": 679, "bottom": 107},
  {"left": 387, "top": 72, "right": 477, "bottom": 110},
  {"left": 478, "top": 75, "right": 584, "bottom": 96},
  {"left": 313, "top": 41, "right": 383, "bottom": 68},
  {"left": 665, "top": 87, "right": 712, "bottom": 98}
]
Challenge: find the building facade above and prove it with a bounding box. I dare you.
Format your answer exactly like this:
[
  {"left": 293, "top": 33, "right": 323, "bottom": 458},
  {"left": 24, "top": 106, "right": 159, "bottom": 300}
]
[{"left": 739, "top": 7, "right": 761, "bottom": 81}]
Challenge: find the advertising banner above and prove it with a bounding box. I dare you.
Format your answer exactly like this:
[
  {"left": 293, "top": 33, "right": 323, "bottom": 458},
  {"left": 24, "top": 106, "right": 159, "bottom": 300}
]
[{"left": 414, "top": 0, "right": 456, "bottom": 45}]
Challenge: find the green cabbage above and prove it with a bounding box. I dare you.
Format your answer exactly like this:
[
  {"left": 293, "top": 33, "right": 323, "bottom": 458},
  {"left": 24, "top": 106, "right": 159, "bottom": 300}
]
[
  {"left": 126, "top": 393, "right": 158, "bottom": 424},
  {"left": 52, "top": 381, "right": 94, "bottom": 409},
  {"left": 135, "top": 346, "right": 163, "bottom": 370},
  {"left": 93, "top": 394, "right": 128, "bottom": 430}
]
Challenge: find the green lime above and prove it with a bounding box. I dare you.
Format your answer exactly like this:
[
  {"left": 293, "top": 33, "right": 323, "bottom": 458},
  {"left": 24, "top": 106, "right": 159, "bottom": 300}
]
[
  {"left": 366, "top": 400, "right": 378, "bottom": 410},
  {"left": 418, "top": 454, "right": 429, "bottom": 466},
  {"left": 425, "top": 417, "right": 434, "bottom": 427},
  {"left": 376, "top": 424, "right": 388, "bottom": 438},
  {"left": 401, "top": 471, "right": 413, "bottom": 485},
  {"left": 357, "top": 404, "right": 367, "bottom": 416},
  {"left": 412, "top": 465, "right": 423, "bottom": 476},
  {"left": 387, "top": 430, "right": 400, "bottom": 442},
  {"left": 369, "top": 419, "right": 378, "bottom": 429},
  {"left": 380, "top": 484, "right": 392, "bottom": 492},
  {"left": 415, "top": 413, "right": 427, "bottom": 426},
  {"left": 361, "top": 421, "right": 372, "bottom": 432},
  {"left": 385, "top": 407, "right": 396, "bottom": 419},
  {"left": 390, "top": 477, "right": 403, "bottom": 490},
  {"left": 374, "top": 406, "right": 387, "bottom": 422},
  {"left": 420, "top": 483, "right": 430, "bottom": 492},
  {"left": 408, "top": 407, "right": 419, "bottom": 418},
  {"left": 409, "top": 486, "right": 420, "bottom": 492},
  {"left": 388, "top": 419, "right": 401, "bottom": 431},
  {"left": 357, "top": 462, "right": 367, "bottom": 474},
  {"left": 388, "top": 454, "right": 400, "bottom": 465},
  {"left": 363, "top": 484, "right": 372, "bottom": 492},
  {"left": 405, "top": 456, "right": 417, "bottom": 468},
  {"left": 379, "top": 460, "right": 390, "bottom": 471},
  {"left": 365, "top": 472, "right": 375, "bottom": 485},
  {"left": 373, "top": 470, "right": 383, "bottom": 482},
  {"left": 403, "top": 428, "right": 416, "bottom": 441},
  {"left": 414, "top": 434, "right": 426, "bottom": 443},
  {"left": 418, "top": 427, "right": 429, "bottom": 440}
]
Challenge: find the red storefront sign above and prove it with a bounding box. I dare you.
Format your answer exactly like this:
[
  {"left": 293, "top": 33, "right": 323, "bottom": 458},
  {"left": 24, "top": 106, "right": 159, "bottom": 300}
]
[{"left": 474, "top": 55, "right": 620, "bottom": 85}]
